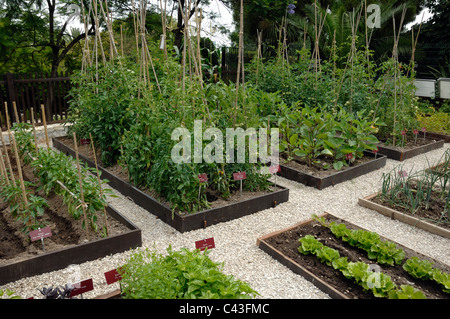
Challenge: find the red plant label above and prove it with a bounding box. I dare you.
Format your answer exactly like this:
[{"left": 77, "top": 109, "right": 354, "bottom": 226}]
[
  {"left": 401, "top": 130, "right": 407, "bottom": 136},
  {"left": 373, "top": 147, "right": 379, "bottom": 153},
  {"left": 233, "top": 171, "right": 247, "bottom": 181},
  {"left": 198, "top": 173, "right": 208, "bottom": 183},
  {"left": 345, "top": 153, "right": 353, "bottom": 160},
  {"left": 398, "top": 170, "right": 408, "bottom": 177},
  {"left": 195, "top": 237, "right": 215, "bottom": 251},
  {"left": 80, "top": 138, "right": 91, "bottom": 145},
  {"left": 29, "top": 227, "right": 52, "bottom": 242},
  {"left": 269, "top": 165, "right": 281, "bottom": 174},
  {"left": 413, "top": 129, "right": 419, "bottom": 135},
  {"left": 104, "top": 268, "right": 122, "bottom": 285},
  {"left": 422, "top": 127, "right": 427, "bottom": 132},
  {"left": 69, "top": 278, "right": 94, "bottom": 297}
]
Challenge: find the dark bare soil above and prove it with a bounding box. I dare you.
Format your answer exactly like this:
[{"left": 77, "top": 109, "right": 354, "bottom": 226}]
[
  {"left": 379, "top": 136, "right": 438, "bottom": 150},
  {"left": 371, "top": 192, "right": 450, "bottom": 230},
  {"left": 280, "top": 152, "right": 377, "bottom": 177},
  {"left": 264, "top": 214, "right": 450, "bottom": 299}
]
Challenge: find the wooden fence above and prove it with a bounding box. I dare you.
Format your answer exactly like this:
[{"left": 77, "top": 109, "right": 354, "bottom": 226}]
[{"left": 0, "top": 73, "right": 71, "bottom": 130}]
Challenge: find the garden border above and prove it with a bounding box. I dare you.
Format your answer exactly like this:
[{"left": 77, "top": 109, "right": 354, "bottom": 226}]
[
  {"left": 53, "top": 137, "right": 290, "bottom": 233},
  {"left": 358, "top": 193, "right": 450, "bottom": 239},
  {"left": 256, "top": 213, "right": 348, "bottom": 299},
  {"left": 420, "top": 131, "right": 450, "bottom": 144},
  {"left": 277, "top": 151, "right": 387, "bottom": 190},
  {"left": 0, "top": 205, "right": 142, "bottom": 286},
  {"left": 256, "top": 212, "right": 450, "bottom": 299},
  {"left": 376, "top": 137, "right": 444, "bottom": 161}
]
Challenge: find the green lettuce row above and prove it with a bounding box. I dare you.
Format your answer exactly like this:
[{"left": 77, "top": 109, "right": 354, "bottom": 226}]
[
  {"left": 313, "top": 215, "right": 405, "bottom": 266},
  {"left": 403, "top": 257, "right": 450, "bottom": 294},
  {"left": 298, "top": 235, "right": 426, "bottom": 299}
]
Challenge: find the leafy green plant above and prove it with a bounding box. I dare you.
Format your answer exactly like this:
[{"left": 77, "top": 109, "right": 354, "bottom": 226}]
[
  {"left": 12, "top": 122, "right": 36, "bottom": 163},
  {"left": 66, "top": 59, "right": 140, "bottom": 166},
  {"left": 18, "top": 194, "right": 48, "bottom": 233},
  {"left": 0, "top": 289, "right": 21, "bottom": 299},
  {"left": 298, "top": 235, "right": 425, "bottom": 299},
  {"left": 418, "top": 110, "right": 450, "bottom": 135},
  {"left": 30, "top": 148, "right": 112, "bottom": 233},
  {"left": 403, "top": 257, "right": 450, "bottom": 294},
  {"left": 0, "top": 179, "right": 47, "bottom": 233},
  {"left": 325, "top": 220, "right": 405, "bottom": 266},
  {"left": 388, "top": 284, "right": 429, "bottom": 299},
  {"left": 119, "top": 246, "right": 259, "bottom": 299},
  {"left": 277, "top": 103, "right": 380, "bottom": 171}
]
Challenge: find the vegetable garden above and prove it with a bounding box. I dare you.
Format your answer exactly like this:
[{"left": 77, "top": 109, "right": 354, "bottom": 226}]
[{"left": 0, "top": 0, "right": 449, "bottom": 303}]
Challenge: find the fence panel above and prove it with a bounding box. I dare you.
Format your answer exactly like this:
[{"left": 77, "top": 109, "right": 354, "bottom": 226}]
[{"left": 0, "top": 73, "right": 71, "bottom": 130}]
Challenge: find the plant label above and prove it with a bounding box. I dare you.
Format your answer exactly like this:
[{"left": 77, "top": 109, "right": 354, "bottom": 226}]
[
  {"left": 233, "top": 171, "right": 247, "bottom": 181},
  {"left": 80, "top": 138, "right": 90, "bottom": 145},
  {"left": 413, "top": 129, "right": 419, "bottom": 135},
  {"left": 198, "top": 173, "right": 208, "bottom": 183},
  {"left": 345, "top": 153, "right": 353, "bottom": 160},
  {"left": 398, "top": 170, "right": 408, "bottom": 178},
  {"left": 29, "top": 227, "right": 52, "bottom": 242},
  {"left": 401, "top": 130, "right": 407, "bottom": 136},
  {"left": 269, "top": 165, "right": 281, "bottom": 174},
  {"left": 195, "top": 237, "right": 215, "bottom": 251},
  {"left": 421, "top": 127, "right": 426, "bottom": 132},
  {"left": 104, "top": 268, "right": 122, "bottom": 285},
  {"left": 69, "top": 278, "right": 94, "bottom": 297}
]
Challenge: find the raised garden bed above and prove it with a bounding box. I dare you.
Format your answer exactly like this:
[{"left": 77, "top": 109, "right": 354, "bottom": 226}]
[
  {"left": 358, "top": 192, "right": 450, "bottom": 239},
  {"left": 420, "top": 131, "right": 450, "bottom": 144},
  {"left": 277, "top": 151, "right": 387, "bottom": 190},
  {"left": 0, "top": 146, "right": 142, "bottom": 286},
  {"left": 376, "top": 137, "right": 444, "bottom": 161},
  {"left": 256, "top": 212, "right": 450, "bottom": 299},
  {"left": 53, "top": 137, "right": 289, "bottom": 233},
  {"left": 0, "top": 204, "right": 141, "bottom": 286}
]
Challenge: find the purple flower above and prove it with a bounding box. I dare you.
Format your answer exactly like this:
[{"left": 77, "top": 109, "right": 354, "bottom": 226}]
[{"left": 287, "top": 3, "right": 296, "bottom": 14}]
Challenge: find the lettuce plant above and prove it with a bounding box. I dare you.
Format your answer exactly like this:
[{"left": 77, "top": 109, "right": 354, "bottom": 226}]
[
  {"left": 119, "top": 246, "right": 259, "bottom": 299},
  {"left": 298, "top": 235, "right": 425, "bottom": 299}
]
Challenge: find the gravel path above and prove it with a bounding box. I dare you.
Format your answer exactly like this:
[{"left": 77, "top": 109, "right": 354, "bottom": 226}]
[{"left": 1, "top": 143, "right": 449, "bottom": 300}]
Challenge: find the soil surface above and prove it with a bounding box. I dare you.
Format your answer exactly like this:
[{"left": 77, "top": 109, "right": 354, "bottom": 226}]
[
  {"left": 0, "top": 149, "right": 131, "bottom": 265},
  {"left": 57, "top": 137, "right": 282, "bottom": 216},
  {"left": 280, "top": 152, "right": 377, "bottom": 177},
  {"left": 371, "top": 192, "right": 450, "bottom": 230},
  {"left": 378, "top": 136, "right": 439, "bottom": 151},
  {"left": 264, "top": 214, "right": 450, "bottom": 299}
]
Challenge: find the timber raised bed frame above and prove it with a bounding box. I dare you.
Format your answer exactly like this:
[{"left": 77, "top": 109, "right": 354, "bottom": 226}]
[
  {"left": 0, "top": 205, "right": 142, "bottom": 286},
  {"left": 53, "top": 137, "right": 290, "bottom": 233},
  {"left": 278, "top": 151, "right": 387, "bottom": 190},
  {"left": 377, "top": 137, "right": 445, "bottom": 161},
  {"left": 358, "top": 193, "right": 450, "bottom": 239}
]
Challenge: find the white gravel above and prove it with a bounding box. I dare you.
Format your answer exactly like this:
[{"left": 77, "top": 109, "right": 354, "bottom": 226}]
[{"left": 1, "top": 142, "right": 449, "bottom": 300}]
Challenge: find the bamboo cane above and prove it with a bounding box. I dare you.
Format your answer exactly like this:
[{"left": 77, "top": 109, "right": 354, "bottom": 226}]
[
  {"left": 73, "top": 132, "right": 90, "bottom": 241},
  {"left": 160, "top": 0, "right": 168, "bottom": 58},
  {"left": 233, "top": 0, "right": 244, "bottom": 128},
  {"left": 89, "top": 133, "right": 109, "bottom": 237},
  {"left": 40, "top": 104, "right": 50, "bottom": 150},
  {"left": 0, "top": 147, "right": 10, "bottom": 186},
  {"left": 11, "top": 134, "right": 30, "bottom": 228},
  {"left": 1, "top": 108, "right": 15, "bottom": 183},
  {"left": 30, "top": 107, "right": 38, "bottom": 152},
  {"left": 12, "top": 101, "right": 20, "bottom": 125}
]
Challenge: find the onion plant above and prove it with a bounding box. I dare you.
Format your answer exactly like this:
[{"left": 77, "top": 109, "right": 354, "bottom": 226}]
[{"left": 379, "top": 156, "right": 450, "bottom": 224}]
